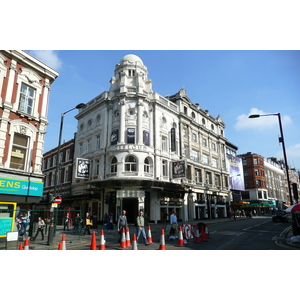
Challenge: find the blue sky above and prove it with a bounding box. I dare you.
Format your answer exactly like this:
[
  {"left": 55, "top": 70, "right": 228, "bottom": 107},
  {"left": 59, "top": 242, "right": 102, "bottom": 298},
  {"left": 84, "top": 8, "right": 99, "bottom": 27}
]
[
  {"left": 29, "top": 50, "right": 300, "bottom": 170},
  {"left": 30, "top": 50, "right": 300, "bottom": 169}
]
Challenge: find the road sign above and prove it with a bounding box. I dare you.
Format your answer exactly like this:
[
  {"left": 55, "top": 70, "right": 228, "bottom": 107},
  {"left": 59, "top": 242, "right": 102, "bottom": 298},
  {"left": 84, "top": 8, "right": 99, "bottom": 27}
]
[{"left": 54, "top": 196, "right": 62, "bottom": 204}]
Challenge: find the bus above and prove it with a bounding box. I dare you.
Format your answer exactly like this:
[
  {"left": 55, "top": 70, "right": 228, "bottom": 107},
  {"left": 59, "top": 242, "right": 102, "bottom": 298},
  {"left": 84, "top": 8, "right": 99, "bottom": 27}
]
[{"left": 0, "top": 202, "right": 17, "bottom": 237}]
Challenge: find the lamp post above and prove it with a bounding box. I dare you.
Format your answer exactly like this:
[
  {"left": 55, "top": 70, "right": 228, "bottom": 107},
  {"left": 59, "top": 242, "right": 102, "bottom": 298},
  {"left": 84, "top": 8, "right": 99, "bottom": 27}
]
[
  {"left": 248, "top": 113, "right": 293, "bottom": 207},
  {"left": 47, "top": 103, "right": 86, "bottom": 246}
]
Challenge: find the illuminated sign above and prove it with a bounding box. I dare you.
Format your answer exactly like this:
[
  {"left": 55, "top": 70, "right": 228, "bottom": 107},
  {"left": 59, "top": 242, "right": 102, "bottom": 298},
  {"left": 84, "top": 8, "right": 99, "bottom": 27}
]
[{"left": 0, "top": 177, "right": 43, "bottom": 196}]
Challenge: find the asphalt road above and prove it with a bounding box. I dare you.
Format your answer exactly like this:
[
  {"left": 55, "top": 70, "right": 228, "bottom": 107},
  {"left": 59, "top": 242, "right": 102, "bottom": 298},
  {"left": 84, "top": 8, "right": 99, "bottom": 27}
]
[{"left": 182, "top": 216, "right": 291, "bottom": 250}]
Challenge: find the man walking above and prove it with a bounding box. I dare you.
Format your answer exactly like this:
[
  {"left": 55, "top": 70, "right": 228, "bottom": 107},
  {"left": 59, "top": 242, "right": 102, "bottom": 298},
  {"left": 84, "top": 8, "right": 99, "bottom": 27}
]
[
  {"left": 117, "top": 210, "right": 128, "bottom": 243},
  {"left": 136, "top": 210, "right": 149, "bottom": 246},
  {"left": 170, "top": 210, "right": 178, "bottom": 238}
]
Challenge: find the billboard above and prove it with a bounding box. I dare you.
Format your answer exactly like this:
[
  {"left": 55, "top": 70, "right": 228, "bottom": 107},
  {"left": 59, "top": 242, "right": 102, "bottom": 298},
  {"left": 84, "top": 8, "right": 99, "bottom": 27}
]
[
  {"left": 226, "top": 154, "right": 245, "bottom": 191},
  {"left": 76, "top": 158, "right": 90, "bottom": 179},
  {"left": 172, "top": 160, "right": 186, "bottom": 178},
  {"left": 0, "top": 177, "right": 43, "bottom": 196}
]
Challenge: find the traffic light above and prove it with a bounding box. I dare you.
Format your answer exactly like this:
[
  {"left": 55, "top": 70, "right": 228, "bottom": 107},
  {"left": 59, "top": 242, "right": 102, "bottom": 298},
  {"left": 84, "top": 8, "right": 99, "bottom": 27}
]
[{"left": 46, "top": 192, "right": 54, "bottom": 205}]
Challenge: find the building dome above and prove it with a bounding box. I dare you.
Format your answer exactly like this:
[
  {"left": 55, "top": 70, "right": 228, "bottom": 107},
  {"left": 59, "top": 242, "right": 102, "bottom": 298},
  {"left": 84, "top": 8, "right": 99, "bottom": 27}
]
[{"left": 120, "top": 54, "right": 143, "bottom": 65}]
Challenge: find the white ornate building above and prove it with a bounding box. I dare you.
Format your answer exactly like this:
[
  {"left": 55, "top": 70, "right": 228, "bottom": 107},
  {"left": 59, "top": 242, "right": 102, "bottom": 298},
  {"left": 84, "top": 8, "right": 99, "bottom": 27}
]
[{"left": 71, "top": 54, "right": 231, "bottom": 224}]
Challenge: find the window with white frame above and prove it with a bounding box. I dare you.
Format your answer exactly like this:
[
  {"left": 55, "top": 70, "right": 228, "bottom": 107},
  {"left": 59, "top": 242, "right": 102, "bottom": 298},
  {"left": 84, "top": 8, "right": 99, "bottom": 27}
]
[
  {"left": 191, "top": 149, "right": 199, "bottom": 162},
  {"left": 79, "top": 142, "right": 83, "bottom": 155},
  {"left": 9, "top": 133, "right": 29, "bottom": 170},
  {"left": 202, "top": 138, "right": 207, "bottom": 147},
  {"left": 87, "top": 139, "right": 91, "bottom": 153},
  {"left": 211, "top": 157, "right": 218, "bottom": 168},
  {"left": 125, "top": 156, "right": 137, "bottom": 172},
  {"left": 111, "top": 157, "right": 117, "bottom": 173},
  {"left": 202, "top": 154, "right": 209, "bottom": 165},
  {"left": 162, "top": 136, "right": 168, "bottom": 151},
  {"left": 144, "top": 157, "right": 153, "bottom": 174},
  {"left": 195, "top": 168, "right": 202, "bottom": 183},
  {"left": 19, "top": 83, "right": 35, "bottom": 115},
  {"left": 66, "top": 149, "right": 70, "bottom": 162},
  {"left": 64, "top": 167, "right": 69, "bottom": 182},
  {"left": 192, "top": 133, "right": 197, "bottom": 142},
  {"left": 96, "top": 135, "right": 101, "bottom": 150},
  {"left": 211, "top": 143, "right": 216, "bottom": 151}
]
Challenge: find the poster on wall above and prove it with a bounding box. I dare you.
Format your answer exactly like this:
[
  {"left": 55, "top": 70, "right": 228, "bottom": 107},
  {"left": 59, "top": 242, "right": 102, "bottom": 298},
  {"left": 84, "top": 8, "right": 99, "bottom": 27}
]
[
  {"left": 143, "top": 131, "right": 150, "bottom": 146},
  {"left": 226, "top": 154, "right": 245, "bottom": 191},
  {"left": 111, "top": 129, "right": 118, "bottom": 145},
  {"left": 171, "top": 128, "right": 176, "bottom": 152},
  {"left": 76, "top": 158, "right": 90, "bottom": 179},
  {"left": 172, "top": 160, "right": 186, "bottom": 178},
  {"left": 127, "top": 128, "right": 135, "bottom": 144}
]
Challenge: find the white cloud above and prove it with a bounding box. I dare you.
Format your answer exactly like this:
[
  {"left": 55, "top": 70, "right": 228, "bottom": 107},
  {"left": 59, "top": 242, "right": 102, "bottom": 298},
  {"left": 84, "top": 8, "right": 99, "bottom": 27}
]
[
  {"left": 31, "top": 50, "right": 62, "bottom": 70},
  {"left": 279, "top": 143, "right": 300, "bottom": 169},
  {"left": 234, "top": 108, "right": 292, "bottom": 131}
]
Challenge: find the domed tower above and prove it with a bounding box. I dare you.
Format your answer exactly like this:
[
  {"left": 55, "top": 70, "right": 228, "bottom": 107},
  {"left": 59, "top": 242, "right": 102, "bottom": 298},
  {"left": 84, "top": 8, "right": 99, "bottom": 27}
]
[{"left": 109, "top": 54, "right": 152, "bottom": 97}]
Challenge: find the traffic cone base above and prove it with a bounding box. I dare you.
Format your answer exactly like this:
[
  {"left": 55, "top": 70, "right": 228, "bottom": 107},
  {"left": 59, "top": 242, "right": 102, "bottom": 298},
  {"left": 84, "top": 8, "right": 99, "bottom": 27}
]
[
  {"left": 58, "top": 241, "right": 63, "bottom": 250},
  {"left": 132, "top": 233, "right": 138, "bottom": 250},
  {"left": 24, "top": 237, "right": 29, "bottom": 250},
  {"left": 90, "top": 231, "right": 97, "bottom": 250},
  {"left": 126, "top": 227, "right": 132, "bottom": 248},
  {"left": 99, "top": 230, "right": 106, "bottom": 250},
  {"left": 194, "top": 226, "right": 201, "bottom": 243},
  {"left": 147, "top": 225, "right": 153, "bottom": 244},
  {"left": 158, "top": 227, "right": 166, "bottom": 250},
  {"left": 119, "top": 227, "right": 126, "bottom": 249},
  {"left": 177, "top": 226, "right": 184, "bottom": 246}
]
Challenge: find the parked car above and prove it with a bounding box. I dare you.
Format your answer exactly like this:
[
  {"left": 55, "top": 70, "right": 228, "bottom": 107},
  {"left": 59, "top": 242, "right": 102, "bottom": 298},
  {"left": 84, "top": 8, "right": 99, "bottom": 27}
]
[{"left": 272, "top": 210, "right": 288, "bottom": 222}]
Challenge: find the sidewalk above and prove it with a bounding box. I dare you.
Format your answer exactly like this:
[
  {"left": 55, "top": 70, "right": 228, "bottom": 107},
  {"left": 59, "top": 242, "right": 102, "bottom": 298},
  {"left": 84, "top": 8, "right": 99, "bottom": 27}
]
[{"left": 1, "top": 216, "right": 299, "bottom": 250}]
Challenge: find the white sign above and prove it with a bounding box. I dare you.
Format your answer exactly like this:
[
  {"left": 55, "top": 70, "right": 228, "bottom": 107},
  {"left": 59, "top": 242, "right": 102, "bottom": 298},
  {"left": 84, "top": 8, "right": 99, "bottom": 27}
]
[{"left": 6, "top": 231, "right": 18, "bottom": 241}]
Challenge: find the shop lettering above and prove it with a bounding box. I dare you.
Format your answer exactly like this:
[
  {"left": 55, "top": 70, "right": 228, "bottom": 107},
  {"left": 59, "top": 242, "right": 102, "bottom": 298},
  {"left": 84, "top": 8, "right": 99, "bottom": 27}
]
[
  {"left": 22, "top": 185, "right": 38, "bottom": 191},
  {"left": 0, "top": 180, "right": 21, "bottom": 189}
]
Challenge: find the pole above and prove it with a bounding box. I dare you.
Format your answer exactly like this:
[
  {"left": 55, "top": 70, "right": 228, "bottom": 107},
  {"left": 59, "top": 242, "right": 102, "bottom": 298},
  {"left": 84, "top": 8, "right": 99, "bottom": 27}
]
[{"left": 277, "top": 113, "right": 293, "bottom": 206}]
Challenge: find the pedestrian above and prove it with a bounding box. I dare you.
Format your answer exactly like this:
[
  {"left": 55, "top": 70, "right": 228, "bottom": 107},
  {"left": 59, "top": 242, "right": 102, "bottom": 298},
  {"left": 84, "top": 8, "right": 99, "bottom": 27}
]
[
  {"left": 19, "top": 213, "right": 29, "bottom": 236},
  {"left": 74, "top": 213, "right": 82, "bottom": 232},
  {"left": 83, "top": 212, "right": 92, "bottom": 235},
  {"left": 170, "top": 211, "right": 178, "bottom": 238},
  {"left": 228, "top": 211, "right": 232, "bottom": 219},
  {"left": 64, "top": 213, "right": 70, "bottom": 231},
  {"left": 253, "top": 209, "right": 256, "bottom": 216},
  {"left": 136, "top": 210, "right": 149, "bottom": 246},
  {"left": 32, "top": 217, "right": 45, "bottom": 241},
  {"left": 105, "top": 213, "right": 114, "bottom": 230},
  {"left": 117, "top": 210, "right": 128, "bottom": 242},
  {"left": 163, "top": 210, "right": 169, "bottom": 225}
]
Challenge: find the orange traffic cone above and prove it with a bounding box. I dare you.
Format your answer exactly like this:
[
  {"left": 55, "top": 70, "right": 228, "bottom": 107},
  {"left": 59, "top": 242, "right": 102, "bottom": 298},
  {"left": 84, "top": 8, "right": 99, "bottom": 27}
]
[
  {"left": 62, "top": 234, "right": 67, "bottom": 250},
  {"left": 99, "top": 230, "right": 106, "bottom": 250},
  {"left": 125, "top": 227, "right": 132, "bottom": 248},
  {"left": 205, "top": 225, "right": 211, "bottom": 239},
  {"left": 201, "top": 225, "right": 207, "bottom": 242},
  {"left": 24, "top": 237, "right": 29, "bottom": 250},
  {"left": 158, "top": 227, "right": 167, "bottom": 250},
  {"left": 119, "top": 227, "right": 126, "bottom": 249},
  {"left": 90, "top": 231, "right": 97, "bottom": 250},
  {"left": 194, "top": 226, "right": 201, "bottom": 243},
  {"left": 147, "top": 225, "right": 153, "bottom": 244},
  {"left": 19, "top": 243, "right": 24, "bottom": 250},
  {"left": 177, "top": 226, "right": 184, "bottom": 246},
  {"left": 132, "top": 233, "right": 138, "bottom": 250},
  {"left": 58, "top": 241, "right": 63, "bottom": 250}
]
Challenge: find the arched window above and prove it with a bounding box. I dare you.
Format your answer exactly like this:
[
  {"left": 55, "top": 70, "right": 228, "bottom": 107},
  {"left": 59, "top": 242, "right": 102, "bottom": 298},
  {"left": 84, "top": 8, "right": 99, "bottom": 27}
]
[
  {"left": 125, "top": 156, "right": 137, "bottom": 172},
  {"left": 111, "top": 157, "right": 118, "bottom": 173},
  {"left": 144, "top": 157, "right": 153, "bottom": 174}
]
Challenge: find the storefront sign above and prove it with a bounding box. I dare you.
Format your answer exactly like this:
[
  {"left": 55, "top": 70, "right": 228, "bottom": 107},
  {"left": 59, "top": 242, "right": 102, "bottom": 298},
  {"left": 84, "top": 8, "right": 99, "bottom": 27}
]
[
  {"left": 116, "top": 190, "right": 145, "bottom": 198},
  {"left": 172, "top": 160, "right": 186, "bottom": 178},
  {"left": 76, "top": 158, "right": 90, "bottom": 179},
  {"left": 170, "top": 128, "right": 176, "bottom": 152},
  {"left": 127, "top": 128, "right": 135, "bottom": 144},
  {"left": 0, "top": 177, "right": 43, "bottom": 196}
]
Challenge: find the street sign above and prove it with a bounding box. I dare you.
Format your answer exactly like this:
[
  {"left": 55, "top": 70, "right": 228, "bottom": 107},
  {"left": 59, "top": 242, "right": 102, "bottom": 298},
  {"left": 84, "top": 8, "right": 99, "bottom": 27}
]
[{"left": 54, "top": 196, "right": 62, "bottom": 204}]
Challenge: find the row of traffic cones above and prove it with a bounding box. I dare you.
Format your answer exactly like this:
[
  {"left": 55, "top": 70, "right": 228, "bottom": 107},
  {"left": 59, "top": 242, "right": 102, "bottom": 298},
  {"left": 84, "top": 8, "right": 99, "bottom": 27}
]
[{"left": 18, "top": 237, "right": 30, "bottom": 250}]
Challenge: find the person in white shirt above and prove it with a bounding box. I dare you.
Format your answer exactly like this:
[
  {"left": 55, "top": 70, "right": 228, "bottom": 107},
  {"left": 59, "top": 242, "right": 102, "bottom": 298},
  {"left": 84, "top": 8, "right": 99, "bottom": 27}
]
[
  {"left": 32, "top": 217, "right": 45, "bottom": 241},
  {"left": 170, "top": 211, "right": 178, "bottom": 238}
]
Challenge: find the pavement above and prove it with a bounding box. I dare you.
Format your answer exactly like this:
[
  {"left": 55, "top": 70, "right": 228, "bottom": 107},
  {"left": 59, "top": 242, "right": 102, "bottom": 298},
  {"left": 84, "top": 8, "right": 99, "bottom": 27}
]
[{"left": 1, "top": 215, "right": 300, "bottom": 250}]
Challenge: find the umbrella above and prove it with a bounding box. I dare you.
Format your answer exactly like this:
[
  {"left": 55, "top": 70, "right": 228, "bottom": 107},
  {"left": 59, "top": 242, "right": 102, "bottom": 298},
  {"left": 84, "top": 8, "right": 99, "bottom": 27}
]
[{"left": 285, "top": 203, "right": 300, "bottom": 213}]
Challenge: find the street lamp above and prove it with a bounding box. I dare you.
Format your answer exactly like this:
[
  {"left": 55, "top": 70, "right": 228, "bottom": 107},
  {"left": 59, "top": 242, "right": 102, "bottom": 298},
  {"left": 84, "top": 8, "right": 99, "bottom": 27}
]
[
  {"left": 47, "top": 102, "right": 86, "bottom": 246},
  {"left": 248, "top": 113, "right": 293, "bottom": 207}
]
